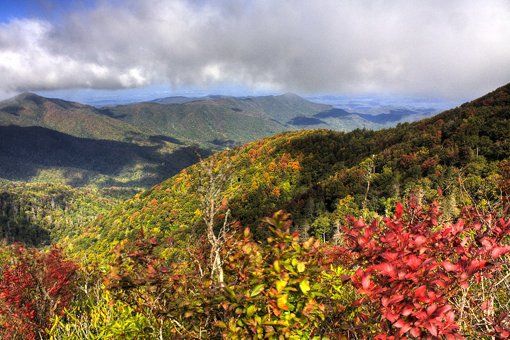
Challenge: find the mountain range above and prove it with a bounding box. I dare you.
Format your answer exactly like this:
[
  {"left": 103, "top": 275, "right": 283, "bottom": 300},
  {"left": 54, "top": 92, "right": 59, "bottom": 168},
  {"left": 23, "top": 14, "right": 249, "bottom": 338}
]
[{"left": 0, "top": 91, "right": 439, "bottom": 188}]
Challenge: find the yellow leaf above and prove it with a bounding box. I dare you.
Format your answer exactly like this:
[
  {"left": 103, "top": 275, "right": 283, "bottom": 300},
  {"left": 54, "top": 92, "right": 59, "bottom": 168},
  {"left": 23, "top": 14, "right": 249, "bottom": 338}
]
[
  {"left": 273, "top": 260, "right": 281, "bottom": 273},
  {"left": 277, "top": 294, "right": 289, "bottom": 310},
  {"left": 299, "top": 279, "right": 310, "bottom": 294},
  {"left": 247, "top": 305, "right": 257, "bottom": 317},
  {"left": 275, "top": 280, "right": 287, "bottom": 292}
]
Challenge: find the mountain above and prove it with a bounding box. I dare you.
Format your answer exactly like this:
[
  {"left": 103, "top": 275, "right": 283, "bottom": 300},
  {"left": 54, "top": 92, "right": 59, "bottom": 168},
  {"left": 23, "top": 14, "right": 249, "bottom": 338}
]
[
  {"left": 0, "top": 125, "right": 204, "bottom": 188},
  {"left": 106, "top": 93, "right": 440, "bottom": 146},
  {"left": 1, "top": 92, "right": 440, "bottom": 151},
  {"left": 0, "top": 93, "right": 152, "bottom": 143},
  {"left": 0, "top": 93, "right": 207, "bottom": 188},
  {"left": 103, "top": 93, "right": 330, "bottom": 145},
  {"left": 79, "top": 83, "right": 510, "bottom": 254}
]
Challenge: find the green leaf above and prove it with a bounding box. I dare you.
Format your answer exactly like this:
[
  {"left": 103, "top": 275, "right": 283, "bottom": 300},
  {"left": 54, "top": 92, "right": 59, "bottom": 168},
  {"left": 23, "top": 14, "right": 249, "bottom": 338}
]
[
  {"left": 273, "top": 260, "right": 281, "bottom": 273},
  {"left": 299, "top": 279, "right": 310, "bottom": 294},
  {"left": 250, "top": 284, "right": 265, "bottom": 297},
  {"left": 297, "top": 261, "right": 306, "bottom": 273},
  {"left": 247, "top": 305, "right": 257, "bottom": 317}
]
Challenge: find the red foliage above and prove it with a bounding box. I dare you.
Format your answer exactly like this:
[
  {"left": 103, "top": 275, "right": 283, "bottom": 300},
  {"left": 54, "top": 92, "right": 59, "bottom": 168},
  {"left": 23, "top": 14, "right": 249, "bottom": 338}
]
[
  {"left": 0, "top": 246, "right": 79, "bottom": 340},
  {"left": 340, "top": 201, "right": 510, "bottom": 338}
]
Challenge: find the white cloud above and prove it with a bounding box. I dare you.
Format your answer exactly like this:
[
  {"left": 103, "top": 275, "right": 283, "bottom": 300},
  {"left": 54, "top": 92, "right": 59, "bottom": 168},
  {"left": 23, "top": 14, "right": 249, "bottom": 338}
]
[{"left": 0, "top": 0, "right": 509, "bottom": 99}]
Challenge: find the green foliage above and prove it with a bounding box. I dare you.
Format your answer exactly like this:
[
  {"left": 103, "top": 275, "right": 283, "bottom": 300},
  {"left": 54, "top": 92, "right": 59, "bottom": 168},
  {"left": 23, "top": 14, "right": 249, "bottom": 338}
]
[
  {"left": 0, "top": 182, "right": 119, "bottom": 246},
  {"left": 48, "top": 287, "right": 155, "bottom": 340},
  {"left": 220, "top": 211, "right": 334, "bottom": 338},
  {"left": 101, "top": 211, "right": 358, "bottom": 338}
]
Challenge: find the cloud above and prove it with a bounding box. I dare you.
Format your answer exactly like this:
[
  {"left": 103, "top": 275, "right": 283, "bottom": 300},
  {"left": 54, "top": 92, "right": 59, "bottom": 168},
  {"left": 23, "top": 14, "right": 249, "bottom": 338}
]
[{"left": 1, "top": 0, "right": 510, "bottom": 99}]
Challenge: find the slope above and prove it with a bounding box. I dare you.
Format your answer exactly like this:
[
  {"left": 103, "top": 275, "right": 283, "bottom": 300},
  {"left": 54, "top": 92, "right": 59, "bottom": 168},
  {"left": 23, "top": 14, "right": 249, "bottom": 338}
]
[
  {"left": 0, "top": 182, "right": 120, "bottom": 246},
  {"left": 0, "top": 92, "right": 151, "bottom": 143},
  {"left": 103, "top": 99, "right": 287, "bottom": 146},
  {"left": 103, "top": 93, "right": 331, "bottom": 145},
  {"left": 0, "top": 125, "right": 203, "bottom": 188},
  {"left": 79, "top": 83, "right": 510, "bottom": 254},
  {"left": 0, "top": 93, "right": 208, "bottom": 188}
]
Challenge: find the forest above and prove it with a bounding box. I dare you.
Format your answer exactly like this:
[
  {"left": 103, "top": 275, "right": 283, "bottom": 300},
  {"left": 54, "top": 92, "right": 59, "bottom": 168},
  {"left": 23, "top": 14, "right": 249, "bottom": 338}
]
[{"left": 0, "top": 83, "right": 509, "bottom": 339}]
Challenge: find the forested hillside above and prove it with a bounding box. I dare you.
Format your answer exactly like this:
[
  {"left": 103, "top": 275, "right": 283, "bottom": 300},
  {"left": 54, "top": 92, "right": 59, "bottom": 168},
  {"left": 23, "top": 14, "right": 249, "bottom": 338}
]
[
  {"left": 0, "top": 93, "right": 149, "bottom": 142},
  {"left": 80, "top": 83, "right": 510, "bottom": 254},
  {"left": 0, "top": 182, "right": 121, "bottom": 246}
]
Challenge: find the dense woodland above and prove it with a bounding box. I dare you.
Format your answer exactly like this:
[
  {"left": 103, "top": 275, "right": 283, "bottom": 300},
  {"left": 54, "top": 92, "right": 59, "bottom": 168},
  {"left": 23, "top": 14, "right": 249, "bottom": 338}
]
[{"left": 0, "top": 84, "right": 510, "bottom": 338}]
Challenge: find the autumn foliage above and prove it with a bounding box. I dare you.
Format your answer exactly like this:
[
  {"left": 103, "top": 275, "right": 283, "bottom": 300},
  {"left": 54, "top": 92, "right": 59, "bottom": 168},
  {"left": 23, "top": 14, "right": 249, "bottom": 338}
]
[
  {"left": 340, "top": 200, "right": 510, "bottom": 338},
  {"left": 0, "top": 246, "right": 78, "bottom": 340}
]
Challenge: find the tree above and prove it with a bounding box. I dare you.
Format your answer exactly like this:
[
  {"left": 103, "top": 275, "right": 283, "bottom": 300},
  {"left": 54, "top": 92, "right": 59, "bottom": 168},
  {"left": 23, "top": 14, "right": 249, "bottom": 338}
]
[{"left": 194, "top": 153, "right": 239, "bottom": 286}]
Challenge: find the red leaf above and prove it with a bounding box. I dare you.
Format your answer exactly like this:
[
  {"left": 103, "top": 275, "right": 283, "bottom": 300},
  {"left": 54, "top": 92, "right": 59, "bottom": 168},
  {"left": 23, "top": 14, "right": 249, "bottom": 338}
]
[
  {"left": 425, "top": 322, "right": 438, "bottom": 337},
  {"left": 373, "top": 262, "right": 396, "bottom": 277},
  {"left": 442, "top": 260, "right": 459, "bottom": 272},
  {"left": 395, "top": 202, "right": 404, "bottom": 219},
  {"left": 413, "top": 235, "right": 427, "bottom": 247},
  {"left": 406, "top": 255, "right": 422, "bottom": 270},
  {"left": 362, "top": 274, "right": 371, "bottom": 290},
  {"left": 481, "top": 300, "right": 492, "bottom": 311},
  {"left": 401, "top": 305, "right": 413, "bottom": 316},
  {"left": 426, "top": 304, "right": 437, "bottom": 316},
  {"left": 394, "top": 318, "right": 411, "bottom": 334},
  {"left": 499, "top": 330, "right": 510, "bottom": 338},
  {"left": 432, "top": 279, "right": 447, "bottom": 289},
  {"left": 384, "top": 310, "right": 399, "bottom": 323},
  {"left": 415, "top": 285, "right": 426, "bottom": 298},
  {"left": 381, "top": 252, "right": 399, "bottom": 262},
  {"left": 410, "top": 327, "right": 421, "bottom": 337},
  {"left": 491, "top": 245, "right": 510, "bottom": 258},
  {"left": 467, "top": 259, "right": 486, "bottom": 274}
]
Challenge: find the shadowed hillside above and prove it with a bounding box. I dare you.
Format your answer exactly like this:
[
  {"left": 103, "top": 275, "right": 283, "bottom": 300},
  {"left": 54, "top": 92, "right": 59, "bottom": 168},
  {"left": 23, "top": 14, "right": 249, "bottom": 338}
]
[{"left": 0, "top": 125, "right": 204, "bottom": 187}]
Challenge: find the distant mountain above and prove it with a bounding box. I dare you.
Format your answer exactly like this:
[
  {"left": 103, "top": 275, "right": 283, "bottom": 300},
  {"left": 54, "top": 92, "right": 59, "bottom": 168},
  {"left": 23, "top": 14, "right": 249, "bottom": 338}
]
[
  {"left": 106, "top": 92, "right": 432, "bottom": 145},
  {"left": 142, "top": 93, "right": 434, "bottom": 142},
  {"left": 104, "top": 93, "right": 330, "bottom": 145},
  {"left": 151, "top": 96, "right": 202, "bottom": 104},
  {"left": 1, "top": 92, "right": 441, "bottom": 149},
  {"left": 0, "top": 93, "right": 150, "bottom": 143},
  {"left": 0, "top": 93, "right": 208, "bottom": 188}
]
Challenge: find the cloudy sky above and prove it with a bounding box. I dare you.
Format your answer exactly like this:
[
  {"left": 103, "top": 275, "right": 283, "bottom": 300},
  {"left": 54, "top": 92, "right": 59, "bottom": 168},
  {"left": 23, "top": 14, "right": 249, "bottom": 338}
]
[{"left": 1, "top": 0, "right": 510, "bottom": 101}]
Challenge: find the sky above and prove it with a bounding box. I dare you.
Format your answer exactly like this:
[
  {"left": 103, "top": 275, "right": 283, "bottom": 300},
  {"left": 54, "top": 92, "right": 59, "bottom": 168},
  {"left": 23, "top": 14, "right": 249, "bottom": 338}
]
[{"left": 1, "top": 0, "right": 510, "bottom": 102}]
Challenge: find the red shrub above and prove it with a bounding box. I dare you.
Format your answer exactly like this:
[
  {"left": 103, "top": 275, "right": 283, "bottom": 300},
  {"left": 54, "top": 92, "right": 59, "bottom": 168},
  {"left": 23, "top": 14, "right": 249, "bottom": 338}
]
[
  {"left": 340, "top": 201, "right": 510, "bottom": 338},
  {"left": 0, "top": 246, "right": 79, "bottom": 339}
]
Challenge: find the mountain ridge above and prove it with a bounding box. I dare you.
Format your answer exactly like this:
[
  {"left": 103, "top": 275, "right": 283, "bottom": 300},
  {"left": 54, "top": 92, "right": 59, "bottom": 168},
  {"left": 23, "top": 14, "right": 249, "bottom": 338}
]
[{"left": 78, "top": 82, "right": 510, "bottom": 254}]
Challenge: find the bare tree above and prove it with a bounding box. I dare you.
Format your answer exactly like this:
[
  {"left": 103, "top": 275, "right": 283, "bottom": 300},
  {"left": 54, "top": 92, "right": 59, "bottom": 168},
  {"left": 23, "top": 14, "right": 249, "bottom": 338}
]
[
  {"left": 195, "top": 153, "right": 237, "bottom": 286},
  {"left": 361, "top": 155, "right": 376, "bottom": 211}
]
